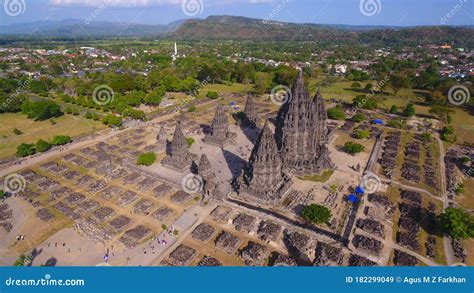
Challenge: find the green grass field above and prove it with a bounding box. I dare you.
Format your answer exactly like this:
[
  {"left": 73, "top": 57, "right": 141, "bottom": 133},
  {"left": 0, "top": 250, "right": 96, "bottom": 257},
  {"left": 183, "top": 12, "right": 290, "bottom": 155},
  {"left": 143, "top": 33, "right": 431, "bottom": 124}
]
[
  {"left": 201, "top": 83, "right": 250, "bottom": 96},
  {"left": 0, "top": 113, "right": 105, "bottom": 159}
]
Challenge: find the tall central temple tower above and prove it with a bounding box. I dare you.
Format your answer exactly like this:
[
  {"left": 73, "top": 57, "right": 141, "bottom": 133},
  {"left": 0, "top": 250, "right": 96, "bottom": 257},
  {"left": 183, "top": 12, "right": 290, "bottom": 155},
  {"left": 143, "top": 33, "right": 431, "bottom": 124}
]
[{"left": 275, "top": 71, "right": 334, "bottom": 176}]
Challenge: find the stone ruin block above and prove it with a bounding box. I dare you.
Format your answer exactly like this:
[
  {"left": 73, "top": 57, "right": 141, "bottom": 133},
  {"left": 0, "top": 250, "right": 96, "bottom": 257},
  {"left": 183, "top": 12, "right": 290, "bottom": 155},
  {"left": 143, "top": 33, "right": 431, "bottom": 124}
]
[
  {"left": 170, "top": 191, "right": 193, "bottom": 205},
  {"left": 133, "top": 199, "right": 155, "bottom": 215},
  {"left": 210, "top": 205, "right": 233, "bottom": 223},
  {"left": 62, "top": 169, "right": 81, "bottom": 180},
  {"left": 50, "top": 187, "right": 72, "bottom": 200},
  {"left": 91, "top": 206, "right": 116, "bottom": 222},
  {"left": 191, "top": 223, "right": 216, "bottom": 242},
  {"left": 87, "top": 180, "right": 108, "bottom": 194},
  {"left": 166, "top": 244, "right": 198, "bottom": 266},
  {"left": 116, "top": 191, "right": 139, "bottom": 207},
  {"left": 109, "top": 215, "right": 132, "bottom": 232},
  {"left": 393, "top": 249, "right": 418, "bottom": 266},
  {"left": 348, "top": 253, "right": 376, "bottom": 266},
  {"left": 122, "top": 172, "right": 142, "bottom": 185},
  {"left": 397, "top": 231, "right": 420, "bottom": 251},
  {"left": 215, "top": 231, "right": 242, "bottom": 254},
  {"left": 75, "top": 217, "right": 113, "bottom": 243},
  {"left": 136, "top": 177, "right": 156, "bottom": 190},
  {"left": 119, "top": 225, "right": 152, "bottom": 248},
  {"left": 99, "top": 186, "right": 124, "bottom": 200},
  {"left": 356, "top": 218, "right": 385, "bottom": 238},
  {"left": 18, "top": 169, "right": 39, "bottom": 183},
  {"left": 40, "top": 161, "right": 58, "bottom": 171},
  {"left": 258, "top": 221, "right": 282, "bottom": 242},
  {"left": 352, "top": 234, "right": 383, "bottom": 255},
  {"left": 240, "top": 241, "right": 268, "bottom": 266},
  {"left": 54, "top": 202, "right": 80, "bottom": 220},
  {"left": 64, "top": 192, "right": 86, "bottom": 207},
  {"left": 285, "top": 231, "right": 311, "bottom": 254},
  {"left": 314, "top": 242, "right": 344, "bottom": 266},
  {"left": 76, "top": 200, "right": 100, "bottom": 214},
  {"left": 36, "top": 208, "right": 54, "bottom": 222},
  {"left": 273, "top": 253, "right": 297, "bottom": 266},
  {"left": 197, "top": 255, "right": 222, "bottom": 266},
  {"left": 36, "top": 178, "right": 59, "bottom": 191},
  {"left": 76, "top": 175, "right": 93, "bottom": 187},
  {"left": 233, "top": 213, "right": 257, "bottom": 233},
  {"left": 152, "top": 184, "right": 173, "bottom": 198},
  {"left": 151, "top": 206, "right": 175, "bottom": 222}
]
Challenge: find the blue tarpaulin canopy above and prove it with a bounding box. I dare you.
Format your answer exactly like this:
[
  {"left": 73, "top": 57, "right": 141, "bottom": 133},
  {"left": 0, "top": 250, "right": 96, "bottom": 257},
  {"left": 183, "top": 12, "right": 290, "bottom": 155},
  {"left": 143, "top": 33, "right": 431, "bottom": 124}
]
[
  {"left": 372, "top": 119, "right": 384, "bottom": 125},
  {"left": 229, "top": 102, "right": 236, "bottom": 106},
  {"left": 355, "top": 186, "right": 365, "bottom": 194},
  {"left": 348, "top": 194, "right": 358, "bottom": 203}
]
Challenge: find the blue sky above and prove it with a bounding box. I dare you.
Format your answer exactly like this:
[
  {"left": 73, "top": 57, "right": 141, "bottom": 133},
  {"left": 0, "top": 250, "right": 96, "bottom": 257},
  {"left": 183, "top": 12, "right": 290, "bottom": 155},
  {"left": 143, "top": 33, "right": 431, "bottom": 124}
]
[{"left": 1, "top": 0, "right": 472, "bottom": 26}]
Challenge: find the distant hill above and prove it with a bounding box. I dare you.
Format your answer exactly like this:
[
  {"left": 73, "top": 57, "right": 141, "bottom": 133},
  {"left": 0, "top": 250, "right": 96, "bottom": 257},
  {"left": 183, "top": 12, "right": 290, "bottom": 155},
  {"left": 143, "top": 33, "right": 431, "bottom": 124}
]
[
  {"left": 0, "top": 19, "right": 177, "bottom": 38},
  {"left": 1, "top": 16, "right": 472, "bottom": 48},
  {"left": 171, "top": 16, "right": 473, "bottom": 47}
]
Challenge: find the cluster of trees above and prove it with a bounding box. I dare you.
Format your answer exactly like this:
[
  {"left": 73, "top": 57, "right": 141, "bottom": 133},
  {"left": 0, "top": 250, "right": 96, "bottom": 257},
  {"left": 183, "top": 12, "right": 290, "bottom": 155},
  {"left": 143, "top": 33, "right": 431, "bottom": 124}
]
[
  {"left": 21, "top": 100, "right": 62, "bottom": 121},
  {"left": 439, "top": 207, "right": 474, "bottom": 240},
  {"left": 327, "top": 105, "right": 346, "bottom": 120},
  {"left": 16, "top": 135, "right": 71, "bottom": 157}
]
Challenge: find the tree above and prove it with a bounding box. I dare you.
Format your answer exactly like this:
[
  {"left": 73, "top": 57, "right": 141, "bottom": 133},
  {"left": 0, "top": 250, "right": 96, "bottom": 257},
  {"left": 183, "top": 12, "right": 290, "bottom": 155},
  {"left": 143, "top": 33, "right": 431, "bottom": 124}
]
[
  {"left": 441, "top": 126, "right": 455, "bottom": 142},
  {"left": 351, "top": 113, "right": 365, "bottom": 123},
  {"left": 137, "top": 152, "right": 157, "bottom": 166},
  {"left": 301, "top": 204, "right": 332, "bottom": 225},
  {"left": 403, "top": 103, "right": 416, "bottom": 117},
  {"left": 343, "top": 141, "right": 365, "bottom": 155},
  {"left": 36, "top": 139, "right": 51, "bottom": 152},
  {"left": 144, "top": 86, "right": 165, "bottom": 106},
  {"left": 16, "top": 143, "right": 36, "bottom": 157},
  {"left": 253, "top": 72, "right": 272, "bottom": 94},
  {"left": 353, "top": 95, "right": 378, "bottom": 110},
  {"left": 439, "top": 207, "right": 474, "bottom": 239},
  {"left": 0, "top": 190, "right": 6, "bottom": 199},
  {"left": 13, "top": 128, "right": 23, "bottom": 135},
  {"left": 327, "top": 105, "right": 346, "bottom": 120},
  {"left": 389, "top": 74, "right": 411, "bottom": 95},
  {"left": 188, "top": 106, "right": 196, "bottom": 112},
  {"left": 420, "top": 132, "right": 432, "bottom": 142},
  {"left": 389, "top": 105, "right": 398, "bottom": 114},
  {"left": 186, "top": 137, "right": 195, "bottom": 148},
  {"left": 51, "top": 135, "right": 71, "bottom": 146}
]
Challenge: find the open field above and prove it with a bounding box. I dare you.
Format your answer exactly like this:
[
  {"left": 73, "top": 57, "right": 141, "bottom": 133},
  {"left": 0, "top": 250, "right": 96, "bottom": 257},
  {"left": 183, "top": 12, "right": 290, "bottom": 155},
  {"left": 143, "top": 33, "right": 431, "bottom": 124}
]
[{"left": 0, "top": 113, "right": 105, "bottom": 159}]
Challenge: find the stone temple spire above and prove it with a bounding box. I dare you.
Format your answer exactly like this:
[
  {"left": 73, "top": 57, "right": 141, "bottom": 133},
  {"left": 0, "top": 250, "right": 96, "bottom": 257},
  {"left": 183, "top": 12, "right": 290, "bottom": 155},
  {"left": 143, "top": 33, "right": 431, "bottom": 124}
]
[
  {"left": 243, "top": 94, "right": 258, "bottom": 127},
  {"left": 198, "top": 154, "right": 221, "bottom": 199},
  {"left": 239, "top": 120, "right": 291, "bottom": 204},
  {"left": 161, "top": 121, "right": 197, "bottom": 171},
  {"left": 203, "top": 104, "right": 235, "bottom": 147},
  {"left": 156, "top": 124, "right": 167, "bottom": 151},
  {"left": 275, "top": 73, "right": 333, "bottom": 176}
]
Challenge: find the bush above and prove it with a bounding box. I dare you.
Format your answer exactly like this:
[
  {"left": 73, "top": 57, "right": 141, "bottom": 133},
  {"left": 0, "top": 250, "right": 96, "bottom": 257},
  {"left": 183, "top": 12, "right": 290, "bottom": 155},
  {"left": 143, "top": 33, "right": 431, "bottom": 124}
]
[
  {"left": 354, "top": 130, "right": 370, "bottom": 139},
  {"left": 301, "top": 204, "right": 332, "bottom": 224},
  {"left": 351, "top": 113, "right": 365, "bottom": 123},
  {"left": 51, "top": 135, "right": 71, "bottom": 146},
  {"left": 0, "top": 190, "right": 5, "bottom": 199},
  {"left": 16, "top": 143, "right": 36, "bottom": 157},
  {"left": 327, "top": 106, "right": 346, "bottom": 120},
  {"left": 420, "top": 132, "right": 432, "bottom": 142},
  {"left": 353, "top": 95, "right": 378, "bottom": 110},
  {"left": 351, "top": 82, "right": 361, "bottom": 89},
  {"left": 403, "top": 103, "right": 416, "bottom": 117},
  {"left": 188, "top": 106, "right": 196, "bottom": 112},
  {"left": 343, "top": 141, "right": 365, "bottom": 155},
  {"left": 137, "top": 152, "right": 157, "bottom": 166},
  {"left": 102, "top": 114, "right": 123, "bottom": 127},
  {"left": 36, "top": 139, "right": 52, "bottom": 153},
  {"left": 186, "top": 137, "right": 195, "bottom": 148},
  {"left": 206, "top": 91, "right": 219, "bottom": 99},
  {"left": 13, "top": 128, "right": 23, "bottom": 135},
  {"left": 389, "top": 105, "right": 398, "bottom": 114}
]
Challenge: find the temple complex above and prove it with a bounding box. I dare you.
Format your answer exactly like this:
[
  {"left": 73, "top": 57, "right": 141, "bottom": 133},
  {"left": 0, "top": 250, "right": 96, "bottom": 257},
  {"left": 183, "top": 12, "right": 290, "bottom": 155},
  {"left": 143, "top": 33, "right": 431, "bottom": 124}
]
[
  {"left": 161, "top": 121, "right": 197, "bottom": 172},
  {"left": 203, "top": 104, "right": 236, "bottom": 147}
]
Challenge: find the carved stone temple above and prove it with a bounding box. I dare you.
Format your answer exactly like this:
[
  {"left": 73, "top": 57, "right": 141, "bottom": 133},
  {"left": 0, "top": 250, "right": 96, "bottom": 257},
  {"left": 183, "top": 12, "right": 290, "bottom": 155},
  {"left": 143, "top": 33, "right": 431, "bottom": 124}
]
[
  {"left": 203, "top": 104, "right": 236, "bottom": 147},
  {"left": 197, "top": 154, "right": 221, "bottom": 199},
  {"left": 238, "top": 120, "right": 291, "bottom": 203},
  {"left": 243, "top": 94, "right": 258, "bottom": 128},
  {"left": 275, "top": 71, "right": 334, "bottom": 176},
  {"left": 161, "top": 121, "right": 197, "bottom": 172},
  {"left": 156, "top": 124, "right": 167, "bottom": 151}
]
